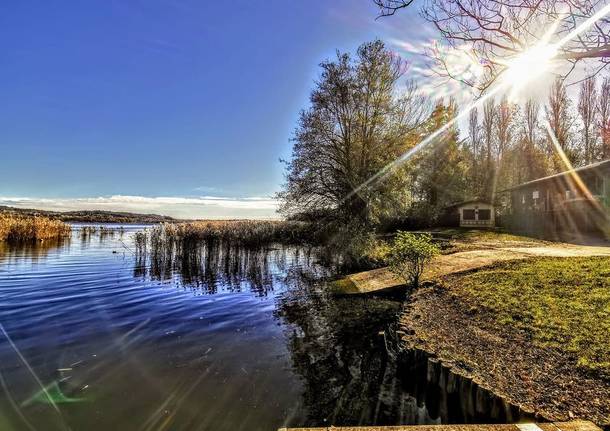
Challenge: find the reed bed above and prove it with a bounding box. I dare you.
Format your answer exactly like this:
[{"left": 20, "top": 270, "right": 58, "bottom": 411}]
[
  {"left": 79, "top": 225, "right": 124, "bottom": 237},
  {"left": 133, "top": 221, "right": 320, "bottom": 282},
  {"left": 0, "top": 213, "right": 72, "bottom": 243},
  {"left": 135, "top": 220, "right": 317, "bottom": 251}
]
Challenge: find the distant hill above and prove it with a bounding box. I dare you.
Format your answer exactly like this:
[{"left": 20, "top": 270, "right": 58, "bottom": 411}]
[{"left": 0, "top": 206, "right": 176, "bottom": 224}]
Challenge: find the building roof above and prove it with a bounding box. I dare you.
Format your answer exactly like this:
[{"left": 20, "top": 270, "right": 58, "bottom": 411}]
[
  {"left": 446, "top": 199, "right": 493, "bottom": 208},
  {"left": 502, "top": 159, "right": 610, "bottom": 192}
]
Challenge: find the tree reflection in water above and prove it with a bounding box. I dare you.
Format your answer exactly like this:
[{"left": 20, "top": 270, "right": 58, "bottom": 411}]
[
  {"left": 275, "top": 272, "right": 405, "bottom": 426},
  {"left": 134, "top": 242, "right": 531, "bottom": 427},
  {"left": 276, "top": 264, "right": 532, "bottom": 427}
]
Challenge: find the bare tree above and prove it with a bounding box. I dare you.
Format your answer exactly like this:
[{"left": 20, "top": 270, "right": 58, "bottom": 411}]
[
  {"left": 479, "top": 98, "right": 496, "bottom": 197},
  {"left": 467, "top": 107, "right": 480, "bottom": 166},
  {"left": 523, "top": 100, "right": 540, "bottom": 149},
  {"left": 577, "top": 77, "right": 599, "bottom": 164},
  {"left": 482, "top": 99, "right": 495, "bottom": 163},
  {"left": 375, "top": 0, "right": 610, "bottom": 91},
  {"left": 522, "top": 99, "right": 542, "bottom": 180},
  {"left": 278, "top": 40, "right": 425, "bottom": 223},
  {"left": 493, "top": 97, "right": 518, "bottom": 193},
  {"left": 545, "top": 77, "right": 576, "bottom": 169},
  {"left": 598, "top": 76, "right": 610, "bottom": 159},
  {"left": 495, "top": 97, "right": 517, "bottom": 161}
]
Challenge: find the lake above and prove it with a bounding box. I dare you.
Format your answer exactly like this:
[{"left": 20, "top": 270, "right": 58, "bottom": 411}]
[{"left": 0, "top": 225, "right": 526, "bottom": 430}]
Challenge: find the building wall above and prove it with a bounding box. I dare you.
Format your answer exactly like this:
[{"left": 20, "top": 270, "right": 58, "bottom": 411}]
[
  {"left": 508, "top": 167, "right": 610, "bottom": 235},
  {"left": 458, "top": 202, "right": 495, "bottom": 227}
]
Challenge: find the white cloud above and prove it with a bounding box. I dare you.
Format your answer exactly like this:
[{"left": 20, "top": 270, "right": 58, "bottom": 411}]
[{"left": 0, "top": 195, "right": 280, "bottom": 220}]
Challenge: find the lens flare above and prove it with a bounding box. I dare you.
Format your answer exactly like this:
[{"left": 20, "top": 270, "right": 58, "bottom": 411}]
[
  {"left": 345, "top": 3, "right": 610, "bottom": 203},
  {"left": 544, "top": 121, "right": 602, "bottom": 209},
  {"left": 500, "top": 44, "right": 558, "bottom": 98}
]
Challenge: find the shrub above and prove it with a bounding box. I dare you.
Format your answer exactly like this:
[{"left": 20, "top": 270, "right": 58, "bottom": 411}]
[{"left": 388, "top": 231, "right": 440, "bottom": 287}]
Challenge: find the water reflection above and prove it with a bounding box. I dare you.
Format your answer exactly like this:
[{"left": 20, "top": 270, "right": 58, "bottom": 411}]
[
  {"left": 395, "top": 350, "right": 532, "bottom": 424},
  {"left": 276, "top": 274, "right": 403, "bottom": 426},
  {"left": 275, "top": 270, "right": 531, "bottom": 426},
  {"left": 134, "top": 236, "right": 532, "bottom": 427},
  {"left": 0, "top": 227, "right": 530, "bottom": 430},
  {"left": 135, "top": 239, "right": 323, "bottom": 297},
  {"left": 0, "top": 239, "right": 70, "bottom": 266}
]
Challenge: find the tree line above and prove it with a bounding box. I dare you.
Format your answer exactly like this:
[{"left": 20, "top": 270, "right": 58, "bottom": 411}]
[
  {"left": 278, "top": 40, "right": 610, "bottom": 228},
  {"left": 466, "top": 75, "right": 610, "bottom": 201}
]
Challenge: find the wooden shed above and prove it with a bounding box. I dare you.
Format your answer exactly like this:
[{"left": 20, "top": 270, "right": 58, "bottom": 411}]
[
  {"left": 454, "top": 200, "right": 495, "bottom": 228},
  {"left": 503, "top": 159, "right": 610, "bottom": 235}
]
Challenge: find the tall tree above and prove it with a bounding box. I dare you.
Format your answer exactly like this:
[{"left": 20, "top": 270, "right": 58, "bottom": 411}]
[
  {"left": 480, "top": 98, "right": 496, "bottom": 198},
  {"left": 409, "top": 100, "right": 468, "bottom": 220},
  {"left": 494, "top": 97, "right": 518, "bottom": 194},
  {"left": 577, "top": 77, "right": 599, "bottom": 164},
  {"left": 521, "top": 99, "right": 549, "bottom": 181},
  {"left": 278, "top": 40, "right": 425, "bottom": 224},
  {"left": 598, "top": 77, "right": 610, "bottom": 159},
  {"left": 545, "top": 78, "right": 576, "bottom": 170},
  {"left": 495, "top": 97, "right": 517, "bottom": 161},
  {"left": 466, "top": 107, "right": 481, "bottom": 195}
]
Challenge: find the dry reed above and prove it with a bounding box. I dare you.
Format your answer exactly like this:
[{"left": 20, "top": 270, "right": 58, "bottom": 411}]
[
  {"left": 0, "top": 213, "right": 72, "bottom": 243},
  {"left": 135, "top": 220, "right": 316, "bottom": 250}
]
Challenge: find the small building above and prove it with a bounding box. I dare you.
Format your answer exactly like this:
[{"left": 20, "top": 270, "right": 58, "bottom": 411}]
[
  {"left": 504, "top": 159, "right": 610, "bottom": 236},
  {"left": 453, "top": 200, "right": 495, "bottom": 228}
]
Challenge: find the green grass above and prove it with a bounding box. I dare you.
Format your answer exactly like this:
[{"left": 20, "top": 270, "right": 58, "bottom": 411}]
[{"left": 453, "top": 257, "right": 610, "bottom": 378}]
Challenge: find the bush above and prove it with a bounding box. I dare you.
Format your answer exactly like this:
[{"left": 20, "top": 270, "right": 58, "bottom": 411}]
[{"left": 388, "top": 231, "right": 440, "bottom": 287}]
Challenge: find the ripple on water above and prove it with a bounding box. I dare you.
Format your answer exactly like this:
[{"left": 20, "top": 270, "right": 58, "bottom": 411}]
[{"left": 0, "top": 226, "right": 528, "bottom": 431}]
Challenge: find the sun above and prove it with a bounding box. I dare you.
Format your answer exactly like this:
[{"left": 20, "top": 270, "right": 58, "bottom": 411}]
[{"left": 500, "top": 43, "right": 558, "bottom": 98}]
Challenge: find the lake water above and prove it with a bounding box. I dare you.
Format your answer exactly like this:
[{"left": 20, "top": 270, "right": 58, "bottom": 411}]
[{"left": 0, "top": 225, "right": 526, "bottom": 430}]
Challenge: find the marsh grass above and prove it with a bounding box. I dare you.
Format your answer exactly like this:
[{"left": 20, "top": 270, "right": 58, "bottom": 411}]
[
  {"left": 0, "top": 213, "right": 71, "bottom": 243},
  {"left": 134, "top": 220, "right": 316, "bottom": 252},
  {"left": 133, "top": 221, "right": 321, "bottom": 294},
  {"left": 134, "top": 221, "right": 317, "bottom": 276},
  {"left": 79, "top": 225, "right": 124, "bottom": 238}
]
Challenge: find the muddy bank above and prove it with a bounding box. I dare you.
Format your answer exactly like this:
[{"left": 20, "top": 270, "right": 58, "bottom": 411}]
[{"left": 398, "top": 284, "right": 610, "bottom": 427}]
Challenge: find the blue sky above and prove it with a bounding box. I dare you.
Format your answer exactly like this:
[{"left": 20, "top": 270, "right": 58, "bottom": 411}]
[{"left": 0, "top": 0, "right": 433, "bottom": 218}]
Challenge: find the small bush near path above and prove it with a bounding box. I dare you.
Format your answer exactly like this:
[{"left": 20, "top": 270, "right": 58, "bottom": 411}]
[
  {"left": 388, "top": 231, "right": 440, "bottom": 287},
  {"left": 454, "top": 257, "right": 610, "bottom": 378},
  {"left": 0, "top": 214, "right": 71, "bottom": 243}
]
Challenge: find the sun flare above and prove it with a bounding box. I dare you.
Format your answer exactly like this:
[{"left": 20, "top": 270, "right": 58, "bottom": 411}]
[{"left": 500, "top": 43, "right": 558, "bottom": 98}]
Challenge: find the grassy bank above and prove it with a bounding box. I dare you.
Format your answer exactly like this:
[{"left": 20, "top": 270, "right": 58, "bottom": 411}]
[
  {"left": 453, "top": 257, "right": 610, "bottom": 378},
  {"left": 0, "top": 213, "right": 71, "bottom": 243},
  {"left": 400, "top": 255, "right": 610, "bottom": 423}
]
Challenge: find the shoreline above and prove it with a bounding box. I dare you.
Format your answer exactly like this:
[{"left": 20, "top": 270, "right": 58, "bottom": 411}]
[{"left": 398, "top": 280, "right": 610, "bottom": 427}]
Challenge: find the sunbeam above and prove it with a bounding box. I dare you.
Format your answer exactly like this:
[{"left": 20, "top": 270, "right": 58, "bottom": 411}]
[
  {"left": 343, "top": 3, "right": 610, "bottom": 206},
  {"left": 0, "top": 324, "right": 71, "bottom": 431},
  {"left": 544, "top": 121, "right": 603, "bottom": 211}
]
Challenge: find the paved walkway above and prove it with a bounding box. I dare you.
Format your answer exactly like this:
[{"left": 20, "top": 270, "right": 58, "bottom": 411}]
[
  {"left": 333, "top": 243, "right": 610, "bottom": 295},
  {"left": 279, "top": 420, "right": 602, "bottom": 431}
]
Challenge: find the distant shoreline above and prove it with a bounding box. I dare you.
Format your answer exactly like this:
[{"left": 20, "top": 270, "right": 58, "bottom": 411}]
[
  {"left": 0, "top": 205, "right": 176, "bottom": 224},
  {"left": 0, "top": 205, "right": 283, "bottom": 224}
]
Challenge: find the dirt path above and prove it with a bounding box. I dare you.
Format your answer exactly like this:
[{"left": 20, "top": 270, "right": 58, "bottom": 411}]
[{"left": 334, "top": 243, "right": 610, "bottom": 295}]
